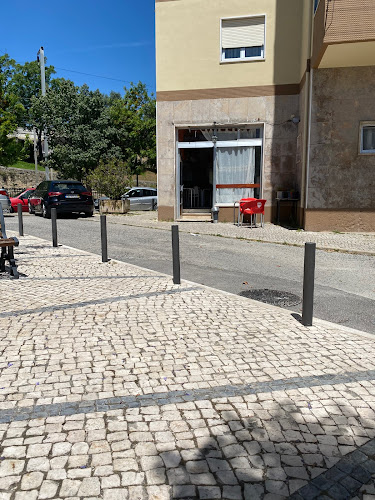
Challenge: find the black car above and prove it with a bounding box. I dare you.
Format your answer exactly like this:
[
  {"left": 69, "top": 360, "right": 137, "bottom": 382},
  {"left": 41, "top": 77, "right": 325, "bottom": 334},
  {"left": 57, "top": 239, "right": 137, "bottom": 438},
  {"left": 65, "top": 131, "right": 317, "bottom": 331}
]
[{"left": 28, "top": 180, "right": 94, "bottom": 218}]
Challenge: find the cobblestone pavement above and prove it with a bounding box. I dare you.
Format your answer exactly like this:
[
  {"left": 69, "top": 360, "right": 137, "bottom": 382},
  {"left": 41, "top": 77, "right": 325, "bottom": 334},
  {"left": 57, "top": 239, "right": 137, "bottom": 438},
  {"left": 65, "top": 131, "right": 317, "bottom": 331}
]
[
  {"left": 101, "top": 212, "right": 375, "bottom": 256},
  {"left": 0, "top": 235, "right": 375, "bottom": 499}
]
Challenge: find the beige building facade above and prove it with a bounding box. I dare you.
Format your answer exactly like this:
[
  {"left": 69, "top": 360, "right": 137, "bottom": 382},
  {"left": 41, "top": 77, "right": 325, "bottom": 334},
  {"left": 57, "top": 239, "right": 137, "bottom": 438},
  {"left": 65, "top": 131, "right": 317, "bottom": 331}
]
[{"left": 156, "top": 0, "right": 375, "bottom": 231}]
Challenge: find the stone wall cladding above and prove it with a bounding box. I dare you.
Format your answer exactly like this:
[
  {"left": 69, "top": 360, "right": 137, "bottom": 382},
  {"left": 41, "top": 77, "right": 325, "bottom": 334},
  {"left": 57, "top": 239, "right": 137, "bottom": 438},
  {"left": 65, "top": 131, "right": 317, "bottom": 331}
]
[
  {"left": 0, "top": 165, "right": 44, "bottom": 190},
  {"left": 308, "top": 66, "right": 375, "bottom": 211},
  {"left": 305, "top": 209, "right": 375, "bottom": 232},
  {"left": 156, "top": 95, "right": 300, "bottom": 221}
]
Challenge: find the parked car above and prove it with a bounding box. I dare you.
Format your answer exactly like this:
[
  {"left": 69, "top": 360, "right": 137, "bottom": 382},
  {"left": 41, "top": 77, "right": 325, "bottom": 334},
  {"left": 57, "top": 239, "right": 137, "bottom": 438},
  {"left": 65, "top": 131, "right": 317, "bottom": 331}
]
[
  {"left": 0, "top": 188, "right": 11, "bottom": 214},
  {"left": 28, "top": 180, "right": 94, "bottom": 218},
  {"left": 10, "top": 187, "right": 36, "bottom": 213},
  {"left": 121, "top": 188, "right": 157, "bottom": 211}
]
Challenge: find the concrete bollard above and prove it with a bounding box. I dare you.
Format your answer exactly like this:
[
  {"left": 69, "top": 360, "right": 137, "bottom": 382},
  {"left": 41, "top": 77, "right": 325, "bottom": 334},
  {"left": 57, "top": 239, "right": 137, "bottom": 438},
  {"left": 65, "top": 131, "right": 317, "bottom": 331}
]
[
  {"left": 302, "top": 242, "right": 316, "bottom": 326},
  {"left": 100, "top": 215, "right": 108, "bottom": 263},
  {"left": 17, "top": 204, "right": 24, "bottom": 237},
  {"left": 51, "top": 208, "right": 58, "bottom": 247},
  {"left": 171, "top": 225, "right": 181, "bottom": 284}
]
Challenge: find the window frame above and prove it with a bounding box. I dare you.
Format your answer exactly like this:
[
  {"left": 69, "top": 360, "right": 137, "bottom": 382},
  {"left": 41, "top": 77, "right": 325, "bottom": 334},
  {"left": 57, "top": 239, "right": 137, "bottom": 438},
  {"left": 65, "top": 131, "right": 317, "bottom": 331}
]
[
  {"left": 220, "top": 13, "right": 266, "bottom": 64},
  {"left": 222, "top": 46, "right": 265, "bottom": 63},
  {"left": 359, "top": 121, "right": 375, "bottom": 155}
]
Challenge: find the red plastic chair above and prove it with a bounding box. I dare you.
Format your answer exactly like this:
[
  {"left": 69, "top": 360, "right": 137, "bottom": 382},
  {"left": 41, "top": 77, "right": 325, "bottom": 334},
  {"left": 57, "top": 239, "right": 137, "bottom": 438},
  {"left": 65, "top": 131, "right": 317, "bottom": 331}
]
[
  {"left": 235, "top": 198, "right": 255, "bottom": 225},
  {"left": 238, "top": 199, "right": 266, "bottom": 228}
]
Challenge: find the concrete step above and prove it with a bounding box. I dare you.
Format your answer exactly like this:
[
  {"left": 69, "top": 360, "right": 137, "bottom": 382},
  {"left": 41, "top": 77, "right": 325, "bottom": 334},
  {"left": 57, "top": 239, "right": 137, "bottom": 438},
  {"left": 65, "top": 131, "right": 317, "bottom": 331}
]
[{"left": 177, "top": 213, "right": 212, "bottom": 222}]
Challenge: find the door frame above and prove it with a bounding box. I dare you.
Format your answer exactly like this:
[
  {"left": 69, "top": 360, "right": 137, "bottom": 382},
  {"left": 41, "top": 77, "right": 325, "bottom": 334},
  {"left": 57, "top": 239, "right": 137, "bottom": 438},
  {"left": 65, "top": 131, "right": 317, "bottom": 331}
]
[
  {"left": 177, "top": 143, "right": 215, "bottom": 218},
  {"left": 175, "top": 126, "right": 264, "bottom": 219}
]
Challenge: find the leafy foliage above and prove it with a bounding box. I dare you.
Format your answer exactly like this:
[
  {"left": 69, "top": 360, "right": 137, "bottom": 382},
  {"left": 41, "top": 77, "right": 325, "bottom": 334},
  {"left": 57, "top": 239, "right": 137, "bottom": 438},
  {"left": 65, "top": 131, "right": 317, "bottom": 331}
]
[
  {"left": 110, "top": 82, "right": 156, "bottom": 175},
  {"left": 86, "top": 159, "right": 133, "bottom": 199},
  {"left": 1, "top": 53, "right": 156, "bottom": 180},
  {"left": 8, "top": 59, "right": 55, "bottom": 129},
  {"left": 31, "top": 79, "right": 121, "bottom": 180},
  {"left": 0, "top": 55, "right": 28, "bottom": 166}
]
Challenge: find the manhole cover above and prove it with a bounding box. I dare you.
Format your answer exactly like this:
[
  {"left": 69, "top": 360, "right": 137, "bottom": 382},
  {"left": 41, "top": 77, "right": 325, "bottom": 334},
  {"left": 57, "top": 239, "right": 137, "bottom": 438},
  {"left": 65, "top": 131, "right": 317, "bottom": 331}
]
[{"left": 239, "top": 289, "right": 301, "bottom": 307}]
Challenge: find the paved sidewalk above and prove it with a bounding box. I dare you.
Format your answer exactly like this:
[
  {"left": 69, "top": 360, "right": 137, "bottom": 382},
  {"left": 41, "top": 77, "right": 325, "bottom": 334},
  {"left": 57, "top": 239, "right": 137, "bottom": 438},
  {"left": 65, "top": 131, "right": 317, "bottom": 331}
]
[
  {"left": 101, "top": 212, "right": 375, "bottom": 256},
  {"left": 0, "top": 235, "right": 375, "bottom": 499}
]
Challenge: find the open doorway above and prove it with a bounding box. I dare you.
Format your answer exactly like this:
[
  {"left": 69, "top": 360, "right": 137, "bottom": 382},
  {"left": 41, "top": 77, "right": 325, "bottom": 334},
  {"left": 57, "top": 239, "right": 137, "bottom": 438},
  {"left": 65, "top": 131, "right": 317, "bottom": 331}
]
[
  {"left": 180, "top": 148, "right": 213, "bottom": 212},
  {"left": 176, "top": 126, "right": 263, "bottom": 220}
]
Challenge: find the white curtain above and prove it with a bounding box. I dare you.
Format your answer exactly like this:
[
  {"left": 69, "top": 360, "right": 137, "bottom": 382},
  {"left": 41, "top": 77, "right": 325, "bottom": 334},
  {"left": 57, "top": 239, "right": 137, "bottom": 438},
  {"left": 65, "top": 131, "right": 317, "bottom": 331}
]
[{"left": 216, "top": 146, "right": 256, "bottom": 204}]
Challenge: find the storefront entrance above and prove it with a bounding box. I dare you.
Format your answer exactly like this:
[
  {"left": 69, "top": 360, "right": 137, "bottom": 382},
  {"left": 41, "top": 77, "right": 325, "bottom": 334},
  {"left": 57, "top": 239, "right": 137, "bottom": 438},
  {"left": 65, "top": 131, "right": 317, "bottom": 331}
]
[
  {"left": 176, "top": 127, "right": 263, "bottom": 219},
  {"left": 180, "top": 148, "right": 213, "bottom": 212}
]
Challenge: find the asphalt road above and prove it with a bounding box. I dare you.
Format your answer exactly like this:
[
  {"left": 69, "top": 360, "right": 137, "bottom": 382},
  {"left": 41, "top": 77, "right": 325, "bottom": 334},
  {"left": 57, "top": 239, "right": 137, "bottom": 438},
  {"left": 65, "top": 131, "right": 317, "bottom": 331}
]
[{"left": 5, "top": 213, "right": 375, "bottom": 334}]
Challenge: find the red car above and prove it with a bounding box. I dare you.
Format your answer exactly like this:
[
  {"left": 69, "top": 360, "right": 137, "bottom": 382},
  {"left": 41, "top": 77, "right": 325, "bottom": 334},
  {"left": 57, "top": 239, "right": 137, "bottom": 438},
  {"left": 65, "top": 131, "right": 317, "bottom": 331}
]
[{"left": 10, "top": 187, "right": 36, "bottom": 212}]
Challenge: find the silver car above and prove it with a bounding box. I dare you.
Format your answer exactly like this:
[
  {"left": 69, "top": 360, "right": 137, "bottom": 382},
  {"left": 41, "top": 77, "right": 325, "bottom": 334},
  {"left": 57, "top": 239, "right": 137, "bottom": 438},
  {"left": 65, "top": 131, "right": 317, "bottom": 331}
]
[
  {"left": 122, "top": 188, "right": 157, "bottom": 210},
  {"left": 0, "top": 189, "right": 11, "bottom": 214}
]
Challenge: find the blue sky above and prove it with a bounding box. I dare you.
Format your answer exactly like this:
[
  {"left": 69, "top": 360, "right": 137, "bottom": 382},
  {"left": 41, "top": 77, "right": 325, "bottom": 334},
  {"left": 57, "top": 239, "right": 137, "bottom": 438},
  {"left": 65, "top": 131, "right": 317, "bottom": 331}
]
[{"left": 1, "top": 0, "right": 156, "bottom": 96}]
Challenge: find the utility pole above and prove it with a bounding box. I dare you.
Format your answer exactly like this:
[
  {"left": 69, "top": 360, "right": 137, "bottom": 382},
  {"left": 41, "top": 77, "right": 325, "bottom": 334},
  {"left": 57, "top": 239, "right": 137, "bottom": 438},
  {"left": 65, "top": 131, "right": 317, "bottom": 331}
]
[
  {"left": 37, "top": 47, "right": 50, "bottom": 181},
  {"left": 33, "top": 128, "right": 38, "bottom": 185}
]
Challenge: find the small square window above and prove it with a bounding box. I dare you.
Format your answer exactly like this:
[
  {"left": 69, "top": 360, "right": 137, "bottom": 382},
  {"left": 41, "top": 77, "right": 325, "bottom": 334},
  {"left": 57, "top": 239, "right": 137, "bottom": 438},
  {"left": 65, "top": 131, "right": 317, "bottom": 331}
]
[
  {"left": 221, "top": 16, "right": 265, "bottom": 62},
  {"left": 360, "top": 123, "right": 375, "bottom": 154}
]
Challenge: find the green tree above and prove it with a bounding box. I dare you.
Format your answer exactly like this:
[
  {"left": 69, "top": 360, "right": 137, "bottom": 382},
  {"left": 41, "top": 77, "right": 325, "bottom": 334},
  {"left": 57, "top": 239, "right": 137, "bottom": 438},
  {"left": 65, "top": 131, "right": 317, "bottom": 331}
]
[
  {"left": 110, "top": 82, "right": 156, "bottom": 178},
  {"left": 9, "top": 59, "right": 55, "bottom": 128},
  {"left": 0, "top": 54, "right": 27, "bottom": 166},
  {"left": 31, "top": 79, "right": 121, "bottom": 180},
  {"left": 86, "top": 159, "right": 133, "bottom": 199},
  {"left": 5, "top": 57, "right": 55, "bottom": 161}
]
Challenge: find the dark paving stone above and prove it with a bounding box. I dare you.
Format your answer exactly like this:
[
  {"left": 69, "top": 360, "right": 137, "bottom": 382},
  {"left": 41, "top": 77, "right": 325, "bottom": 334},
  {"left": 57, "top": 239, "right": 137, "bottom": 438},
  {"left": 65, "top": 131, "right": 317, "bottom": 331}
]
[
  {"left": 62, "top": 407, "right": 79, "bottom": 415},
  {"left": 350, "top": 465, "right": 372, "bottom": 484},
  {"left": 13, "top": 413, "right": 30, "bottom": 421},
  {"left": 361, "top": 440, "right": 375, "bottom": 457},
  {"left": 340, "top": 475, "right": 362, "bottom": 493},
  {"left": 1, "top": 375, "right": 375, "bottom": 432},
  {"left": 128, "top": 402, "right": 140, "bottom": 408},
  {"left": 310, "top": 475, "right": 335, "bottom": 492},
  {"left": 0, "top": 286, "right": 198, "bottom": 319},
  {"left": 362, "top": 459, "right": 375, "bottom": 474},
  {"left": 296, "top": 483, "right": 321, "bottom": 499},
  {"left": 324, "top": 466, "right": 346, "bottom": 482},
  {"left": 336, "top": 460, "right": 355, "bottom": 475},
  {"left": 348, "top": 450, "right": 368, "bottom": 464},
  {"left": 327, "top": 483, "right": 351, "bottom": 500},
  {"left": 108, "top": 397, "right": 121, "bottom": 404},
  {"left": 292, "top": 439, "right": 375, "bottom": 499}
]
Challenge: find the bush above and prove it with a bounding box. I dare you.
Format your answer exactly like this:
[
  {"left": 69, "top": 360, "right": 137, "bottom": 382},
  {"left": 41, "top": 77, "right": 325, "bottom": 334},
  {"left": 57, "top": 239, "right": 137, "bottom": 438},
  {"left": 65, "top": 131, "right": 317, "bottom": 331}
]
[{"left": 86, "top": 160, "right": 133, "bottom": 199}]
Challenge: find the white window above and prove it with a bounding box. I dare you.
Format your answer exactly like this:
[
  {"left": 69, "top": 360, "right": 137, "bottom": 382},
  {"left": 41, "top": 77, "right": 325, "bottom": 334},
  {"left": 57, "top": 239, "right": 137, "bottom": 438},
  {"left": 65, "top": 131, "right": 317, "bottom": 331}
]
[
  {"left": 221, "top": 16, "right": 265, "bottom": 62},
  {"left": 360, "top": 123, "right": 375, "bottom": 154}
]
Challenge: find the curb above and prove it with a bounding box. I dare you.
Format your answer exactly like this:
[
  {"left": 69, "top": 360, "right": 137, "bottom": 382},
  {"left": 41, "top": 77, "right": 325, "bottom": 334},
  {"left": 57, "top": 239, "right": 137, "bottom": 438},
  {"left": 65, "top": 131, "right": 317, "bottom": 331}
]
[
  {"left": 87, "top": 215, "right": 375, "bottom": 257},
  {"left": 14, "top": 233, "right": 375, "bottom": 343}
]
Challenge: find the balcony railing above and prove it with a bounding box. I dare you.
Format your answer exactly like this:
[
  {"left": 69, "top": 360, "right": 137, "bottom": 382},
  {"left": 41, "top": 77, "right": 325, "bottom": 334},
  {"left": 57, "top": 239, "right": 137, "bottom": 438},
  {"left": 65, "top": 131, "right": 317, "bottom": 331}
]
[{"left": 312, "top": 0, "right": 375, "bottom": 67}]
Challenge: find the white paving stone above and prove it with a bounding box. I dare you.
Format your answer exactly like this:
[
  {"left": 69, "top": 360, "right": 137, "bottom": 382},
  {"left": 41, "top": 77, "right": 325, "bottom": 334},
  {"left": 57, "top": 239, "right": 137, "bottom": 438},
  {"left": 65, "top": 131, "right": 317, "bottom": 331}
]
[{"left": 0, "top": 234, "right": 374, "bottom": 500}]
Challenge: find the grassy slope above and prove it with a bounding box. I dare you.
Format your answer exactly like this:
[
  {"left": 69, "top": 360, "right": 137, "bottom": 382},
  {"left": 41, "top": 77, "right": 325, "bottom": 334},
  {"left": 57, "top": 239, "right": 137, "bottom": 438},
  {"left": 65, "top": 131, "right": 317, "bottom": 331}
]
[
  {"left": 6, "top": 161, "right": 44, "bottom": 172},
  {"left": 6, "top": 162, "right": 157, "bottom": 181}
]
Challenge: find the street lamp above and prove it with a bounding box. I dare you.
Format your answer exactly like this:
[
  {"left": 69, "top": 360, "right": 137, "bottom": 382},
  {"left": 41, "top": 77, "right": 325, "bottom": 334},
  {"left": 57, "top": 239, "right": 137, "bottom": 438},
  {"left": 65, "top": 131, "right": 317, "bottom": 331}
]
[{"left": 37, "top": 47, "right": 50, "bottom": 181}]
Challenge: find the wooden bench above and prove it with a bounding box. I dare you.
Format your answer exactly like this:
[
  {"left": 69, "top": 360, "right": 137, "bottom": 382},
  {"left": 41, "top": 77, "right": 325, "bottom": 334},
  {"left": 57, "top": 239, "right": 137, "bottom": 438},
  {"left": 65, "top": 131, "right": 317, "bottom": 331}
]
[{"left": 0, "top": 204, "right": 19, "bottom": 279}]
